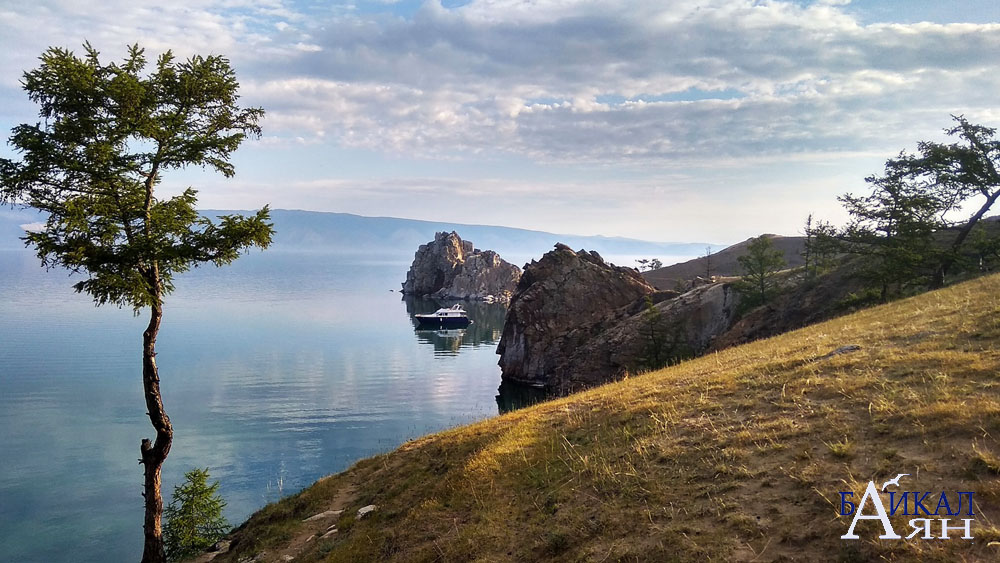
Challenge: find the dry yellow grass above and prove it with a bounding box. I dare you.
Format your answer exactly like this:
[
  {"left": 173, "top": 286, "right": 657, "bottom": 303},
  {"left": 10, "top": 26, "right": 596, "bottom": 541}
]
[{"left": 211, "top": 273, "right": 1000, "bottom": 562}]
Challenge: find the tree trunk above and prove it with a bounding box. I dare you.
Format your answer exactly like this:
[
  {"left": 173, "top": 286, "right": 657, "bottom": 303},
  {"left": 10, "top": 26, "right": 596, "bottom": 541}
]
[
  {"left": 932, "top": 188, "right": 1000, "bottom": 288},
  {"left": 140, "top": 281, "right": 172, "bottom": 563}
]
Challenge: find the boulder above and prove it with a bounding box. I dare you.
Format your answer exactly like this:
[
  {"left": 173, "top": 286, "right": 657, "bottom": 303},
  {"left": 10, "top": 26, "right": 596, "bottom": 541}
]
[
  {"left": 302, "top": 509, "right": 342, "bottom": 522},
  {"left": 401, "top": 232, "right": 521, "bottom": 302}
]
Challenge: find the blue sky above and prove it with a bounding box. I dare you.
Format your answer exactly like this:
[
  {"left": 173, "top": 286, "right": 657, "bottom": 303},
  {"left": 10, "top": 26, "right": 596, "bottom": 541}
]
[{"left": 1, "top": 0, "right": 998, "bottom": 244}]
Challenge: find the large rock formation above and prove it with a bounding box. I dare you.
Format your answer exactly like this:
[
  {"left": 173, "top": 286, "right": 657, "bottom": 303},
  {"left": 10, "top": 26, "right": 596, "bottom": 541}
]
[
  {"left": 497, "top": 244, "right": 742, "bottom": 394},
  {"left": 402, "top": 231, "right": 521, "bottom": 302},
  {"left": 497, "top": 244, "right": 654, "bottom": 391}
]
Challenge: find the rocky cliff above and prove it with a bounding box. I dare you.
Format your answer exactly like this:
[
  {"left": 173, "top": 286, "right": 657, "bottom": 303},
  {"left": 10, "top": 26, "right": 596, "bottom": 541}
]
[
  {"left": 497, "top": 244, "right": 742, "bottom": 394},
  {"left": 402, "top": 231, "right": 521, "bottom": 302},
  {"left": 564, "top": 282, "right": 741, "bottom": 391},
  {"left": 496, "top": 244, "right": 652, "bottom": 391}
]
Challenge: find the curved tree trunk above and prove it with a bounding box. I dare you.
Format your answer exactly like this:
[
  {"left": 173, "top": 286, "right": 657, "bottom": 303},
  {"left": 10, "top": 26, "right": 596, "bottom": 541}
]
[
  {"left": 140, "top": 273, "right": 173, "bottom": 563},
  {"left": 932, "top": 188, "right": 1000, "bottom": 288}
]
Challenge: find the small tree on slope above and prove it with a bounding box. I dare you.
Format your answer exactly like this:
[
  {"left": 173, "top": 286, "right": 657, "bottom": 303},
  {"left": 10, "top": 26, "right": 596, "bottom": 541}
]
[
  {"left": 163, "top": 468, "right": 230, "bottom": 561},
  {"left": 734, "top": 235, "right": 786, "bottom": 307}
]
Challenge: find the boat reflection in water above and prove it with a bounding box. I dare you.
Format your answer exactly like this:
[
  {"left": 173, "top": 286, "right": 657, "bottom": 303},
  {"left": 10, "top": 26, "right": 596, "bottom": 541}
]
[
  {"left": 404, "top": 296, "right": 556, "bottom": 413},
  {"left": 404, "top": 296, "right": 507, "bottom": 356},
  {"left": 413, "top": 328, "right": 469, "bottom": 355}
]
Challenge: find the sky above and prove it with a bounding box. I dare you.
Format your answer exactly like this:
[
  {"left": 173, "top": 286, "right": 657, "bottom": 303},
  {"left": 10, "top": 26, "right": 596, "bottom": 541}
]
[{"left": 0, "top": 0, "right": 998, "bottom": 244}]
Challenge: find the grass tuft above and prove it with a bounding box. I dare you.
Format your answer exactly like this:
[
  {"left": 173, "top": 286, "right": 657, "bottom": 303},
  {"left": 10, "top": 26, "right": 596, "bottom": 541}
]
[{"left": 826, "top": 437, "right": 853, "bottom": 459}]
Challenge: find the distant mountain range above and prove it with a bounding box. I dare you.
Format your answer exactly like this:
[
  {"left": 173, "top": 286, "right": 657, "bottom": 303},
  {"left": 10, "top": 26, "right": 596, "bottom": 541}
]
[{"left": 0, "top": 208, "right": 725, "bottom": 267}]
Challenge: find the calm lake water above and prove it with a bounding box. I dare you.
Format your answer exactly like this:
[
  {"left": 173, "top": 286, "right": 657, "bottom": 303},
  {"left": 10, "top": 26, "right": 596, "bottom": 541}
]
[{"left": 0, "top": 248, "right": 510, "bottom": 562}]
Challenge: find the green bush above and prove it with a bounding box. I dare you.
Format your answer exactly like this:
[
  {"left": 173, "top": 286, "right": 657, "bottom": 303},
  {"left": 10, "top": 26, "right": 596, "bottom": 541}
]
[{"left": 836, "top": 287, "right": 884, "bottom": 311}]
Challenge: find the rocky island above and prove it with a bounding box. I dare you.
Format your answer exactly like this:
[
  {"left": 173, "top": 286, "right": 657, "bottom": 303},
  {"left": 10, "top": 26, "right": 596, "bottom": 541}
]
[{"left": 401, "top": 231, "right": 521, "bottom": 302}]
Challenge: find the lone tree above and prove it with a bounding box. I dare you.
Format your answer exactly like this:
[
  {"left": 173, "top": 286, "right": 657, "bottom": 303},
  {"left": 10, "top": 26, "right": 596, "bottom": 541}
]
[
  {"left": 637, "top": 295, "right": 690, "bottom": 371},
  {"left": 0, "top": 43, "right": 272, "bottom": 563},
  {"left": 734, "top": 235, "right": 786, "bottom": 307},
  {"left": 839, "top": 116, "right": 1000, "bottom": 290},
  {"left": 801, "top": 213, "right": 839, "bottom": 282}
]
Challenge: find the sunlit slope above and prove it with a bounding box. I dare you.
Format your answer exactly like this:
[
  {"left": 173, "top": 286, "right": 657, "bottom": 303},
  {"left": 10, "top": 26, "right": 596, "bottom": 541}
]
[{"left": 214, "top": 273, "right": 1000, "bottom": 562}]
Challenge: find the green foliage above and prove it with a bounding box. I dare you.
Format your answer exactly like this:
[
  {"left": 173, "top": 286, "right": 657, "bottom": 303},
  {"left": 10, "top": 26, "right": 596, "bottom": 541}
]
[
  {"left": 635, "top": 258, "right": 663, "bottom": 272},
  {"left": 640, "top": 295, "right": 665, "bottom": 369},
  {"left": 802, "top": 213, "right": 839, "bottom": 282},
  {"left": 0, "top": 42, "right": 273, "bottom": 310},
  {"left": 970, "top": 222, "right": 1000, "bottom": 272},
  {"left": 838, "top": 157, "right": 946, "bottom": 300},
  {"left": 835, "top": 115, "right": 1000, "bottom": 296},
  {"left": 836, "top": 288, "right": 883, "bottom": 311},
  {"left": 163, "top": 468, "right": 230, "bottom": 561},
  {"left": 734, "top": 235, "right": 786, "bottom": 307}
]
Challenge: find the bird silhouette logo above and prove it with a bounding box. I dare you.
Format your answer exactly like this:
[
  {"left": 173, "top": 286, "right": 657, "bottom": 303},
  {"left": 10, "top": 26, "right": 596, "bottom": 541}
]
[{"left": 880, "top": 473, "right": 909, "bottom": 491}]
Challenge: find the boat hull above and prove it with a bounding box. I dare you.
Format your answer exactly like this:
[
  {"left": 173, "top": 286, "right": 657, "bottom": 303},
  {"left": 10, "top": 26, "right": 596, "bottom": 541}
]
[{"left": 415, "top": 315, "right": 472, "bottom": 329}]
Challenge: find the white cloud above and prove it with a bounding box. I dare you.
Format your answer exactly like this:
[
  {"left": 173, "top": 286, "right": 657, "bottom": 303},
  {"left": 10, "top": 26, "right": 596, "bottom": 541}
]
[
  {"left": 292, "top": 42, "right": 323, "bottom": 52},
  {"left": 210, "top": 0, "right": 1000, "bottom": 165},
  {"left": 1, "top": 1, "right": 998, "bottom": 240},
  {"left": 4, "top": 1, "right": 996, "bottom": 165},
  {"left": 19, "top": 222, "right": 45, "bottom": 233}
]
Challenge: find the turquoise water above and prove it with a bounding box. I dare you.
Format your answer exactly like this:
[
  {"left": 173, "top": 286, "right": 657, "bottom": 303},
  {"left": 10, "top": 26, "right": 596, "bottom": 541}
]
[{"left": 0, "top": 249, "right": 506, "bottom": 562}]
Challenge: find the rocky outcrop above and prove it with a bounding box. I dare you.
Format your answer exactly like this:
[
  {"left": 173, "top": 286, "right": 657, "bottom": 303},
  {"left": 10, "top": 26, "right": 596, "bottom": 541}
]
[
  {"left": 497, "top": 244, "right": 656, "bottom": 390},
  {"left": 708, "top": 260, "right": 865, "bottom": 352},
  {"left": 564, "top": 282, "right": 741, "bottom": 391},
  {"left": 497, "top": 244, "right": 742, "bottom": 394},
  {"left": 402, "top": 231, "right": 521, "bottom": 302}
]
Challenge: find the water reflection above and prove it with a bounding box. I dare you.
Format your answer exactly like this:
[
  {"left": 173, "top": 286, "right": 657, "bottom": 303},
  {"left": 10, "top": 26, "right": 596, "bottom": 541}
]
[
  {"left": 403, "top": 296, "right": 507, "bottom": 355},
  {"left": 495, "top": 380, "right": 551, "bottom": 413},
  {"left": 0, "top": 250, "right": 504, "bottom": 563},
  {"left": 412, "top": 329, "right": 468, "bottom": 354},
  {"left": 403, "top": 297, "right": 559, "bottom": 413}
]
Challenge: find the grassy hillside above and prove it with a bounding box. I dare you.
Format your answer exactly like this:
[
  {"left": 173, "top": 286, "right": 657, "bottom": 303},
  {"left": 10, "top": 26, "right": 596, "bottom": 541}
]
[
  {"left": 643, "top": 234, "right": 806, "bottom": 290},
  {"left": 207, "top": 274, "right": 1000, "bottom": 562}
]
